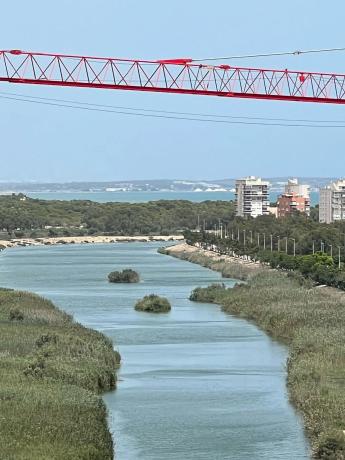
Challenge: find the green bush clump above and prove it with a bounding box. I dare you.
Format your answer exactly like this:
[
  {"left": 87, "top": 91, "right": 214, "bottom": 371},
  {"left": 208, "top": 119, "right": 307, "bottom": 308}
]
[
  {"left": 35, "top": 333, "right": 57, "bottom": 348},
  {"left": 135, "top": 294, "right": 171, "bottom": 313},
  {"left": 189, "top": 283, "right": 228, "bottom": 303},
  {"left": 9, "top": 309, "right": 24, "bottom": 321},
  {"left": 108, "top": 269, "right": 140, "bottom": 283}
]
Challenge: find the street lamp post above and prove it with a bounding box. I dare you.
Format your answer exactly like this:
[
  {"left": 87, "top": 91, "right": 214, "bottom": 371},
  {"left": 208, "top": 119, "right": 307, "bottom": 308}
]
[
  {"left": 257, "top": 233, "right": 260, "bottom": 248},
  {"left": 340, "top": 233, "right": 345, "bottom": 249},
  {"left": 243, "top": 229, "right": 246, "bottom": 247},
  {"left": 250, "top": 230, "right": 253, "bottom": 244},
  {"left": 270, "top": 234, "right": 273, "bottom": 252},
  {"left": 263, "top": 233, "right": 266, "bottom": 250},
  {"left": 291, "top": 238, "right": 296, "bottom": 257},
  {"left": 285, "top": 237, "right": 288, "bottom": 254},
  {"left": 277, "top": 236, "right": 280, "bottom": 252},
  {"left": 338, "top": 246, "right": 342, "bottom": 269}
]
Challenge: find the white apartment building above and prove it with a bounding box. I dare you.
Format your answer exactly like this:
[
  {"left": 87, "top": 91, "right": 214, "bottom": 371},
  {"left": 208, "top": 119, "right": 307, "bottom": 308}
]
[
  {"left": 319, "top": 179, "right": 345, "bottom": 223},
  {"left": 235, "top": 176, "right": 270, "bottom": 218}
]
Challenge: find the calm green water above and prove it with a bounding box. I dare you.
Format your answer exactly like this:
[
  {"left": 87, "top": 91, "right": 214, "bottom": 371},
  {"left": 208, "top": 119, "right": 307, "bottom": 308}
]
[{"left": 0, "top": 243, "right": 309, "bottom": 459}]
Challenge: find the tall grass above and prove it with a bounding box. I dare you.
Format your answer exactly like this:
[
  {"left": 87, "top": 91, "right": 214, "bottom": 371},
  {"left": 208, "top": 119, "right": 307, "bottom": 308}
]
[
  {"left": 0, "top": 288, "right": 120, "bottom": 459},
  {"left": 167, "top": 246, "right": 345, "bottom": 459}
]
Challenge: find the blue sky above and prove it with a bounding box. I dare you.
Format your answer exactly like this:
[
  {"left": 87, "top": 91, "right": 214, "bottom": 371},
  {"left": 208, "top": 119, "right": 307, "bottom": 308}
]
[{"left": 0, "top": 0, "right": 344, "bottom": 182}]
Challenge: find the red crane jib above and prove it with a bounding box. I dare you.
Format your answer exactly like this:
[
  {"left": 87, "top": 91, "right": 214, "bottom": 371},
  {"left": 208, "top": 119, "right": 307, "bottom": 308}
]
[{"left": 1, "top": 49, "right": 345, "bottom": 104}]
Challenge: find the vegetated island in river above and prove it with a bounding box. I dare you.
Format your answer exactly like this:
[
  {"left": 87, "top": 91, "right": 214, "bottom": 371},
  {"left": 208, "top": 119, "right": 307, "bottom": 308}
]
[
  {"left": 135, "top": 294, "right": 171, "bottom": 313},
  {"left": 0, "top": 287, "right": 120, "bottom": 459},
  {"left": 108, "top": 268, "right": 140, "bottom": 283},
  {"left": 161, "top": 243, "right": 345, "bottom": 460}
]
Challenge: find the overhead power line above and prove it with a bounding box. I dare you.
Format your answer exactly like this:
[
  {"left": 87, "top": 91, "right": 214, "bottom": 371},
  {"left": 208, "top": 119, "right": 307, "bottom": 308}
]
[
  {"left": 192, "top": 46, "right": 345, "bottom": 62},
  {"left": 1, "top": 91, "right": 345, "bottom": 124},
  {"left": 1, "top": 92, "right": 345, "bottom": 128}
]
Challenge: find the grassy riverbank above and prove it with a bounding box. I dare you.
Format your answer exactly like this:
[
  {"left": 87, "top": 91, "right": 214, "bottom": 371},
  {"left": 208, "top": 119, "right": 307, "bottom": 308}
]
[
  {"left": 163, "top": 244, "right": 345, "bottom": 459},
  {"left": 0, "top": 288, "right": 120, "bottom": 459}
]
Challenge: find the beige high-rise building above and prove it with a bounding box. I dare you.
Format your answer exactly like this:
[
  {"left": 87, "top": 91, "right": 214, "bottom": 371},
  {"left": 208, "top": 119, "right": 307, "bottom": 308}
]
[
  {"left": 285, "top": 178, "right": 310, "bottom": 199},
  {"left": 235, "top": 176, "right": 270, "bottom": 218},
  {"left": 319, "top": 179, "right": 345, "bottom": 223},
  {"left": 277, "top": 178, "right": 311, "bottom": 217}
]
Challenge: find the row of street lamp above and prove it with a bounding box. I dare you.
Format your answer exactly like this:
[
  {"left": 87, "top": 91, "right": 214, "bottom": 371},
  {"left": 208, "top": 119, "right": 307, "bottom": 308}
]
[{"left": 209, "top": 224, "right": 343, "bottom": 269}]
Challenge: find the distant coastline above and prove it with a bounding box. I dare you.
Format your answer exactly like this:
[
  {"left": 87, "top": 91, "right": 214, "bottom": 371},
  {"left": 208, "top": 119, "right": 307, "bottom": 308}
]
[{"left": 23, "top": 190, "right": 320, "bottom": 206}]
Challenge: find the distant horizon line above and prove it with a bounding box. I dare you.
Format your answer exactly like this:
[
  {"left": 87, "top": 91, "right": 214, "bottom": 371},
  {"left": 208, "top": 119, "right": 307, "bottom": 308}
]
[{"left": 0, "top": 176, "right": 338, "bottom": 185}]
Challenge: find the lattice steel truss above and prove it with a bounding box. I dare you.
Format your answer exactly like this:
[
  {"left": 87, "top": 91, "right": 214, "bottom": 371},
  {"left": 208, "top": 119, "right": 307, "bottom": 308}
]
[{"left": 1, "top": 49, "right": 345, "bottom": 104}]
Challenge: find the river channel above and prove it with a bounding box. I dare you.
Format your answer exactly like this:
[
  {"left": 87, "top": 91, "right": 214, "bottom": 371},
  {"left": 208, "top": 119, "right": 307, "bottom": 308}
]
[{"left": 0, "top": 242, "right": 309, "bottom": 459}]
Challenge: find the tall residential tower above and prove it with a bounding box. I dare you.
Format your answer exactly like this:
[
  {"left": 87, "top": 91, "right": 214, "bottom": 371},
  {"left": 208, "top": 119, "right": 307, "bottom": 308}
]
[
  {"left": 235, "top": 176, "right": 270, "bottom": 218},
  {"left": 319, "top": 179, "right": 345, "bottom": 223}
]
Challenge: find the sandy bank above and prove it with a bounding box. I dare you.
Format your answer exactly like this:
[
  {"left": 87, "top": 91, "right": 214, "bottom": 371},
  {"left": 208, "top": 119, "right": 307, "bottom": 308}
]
[
  {"left": 0, "top": 234, "right": 184, "bottom": 249},
  {"left": 164, "top": 242, "right": 263, "bottom": 272}
]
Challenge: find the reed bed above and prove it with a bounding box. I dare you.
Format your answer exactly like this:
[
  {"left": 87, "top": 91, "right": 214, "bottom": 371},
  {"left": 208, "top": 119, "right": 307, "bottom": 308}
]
[{"left": 0, "top": 288, "right": 120, "bottom": 459}]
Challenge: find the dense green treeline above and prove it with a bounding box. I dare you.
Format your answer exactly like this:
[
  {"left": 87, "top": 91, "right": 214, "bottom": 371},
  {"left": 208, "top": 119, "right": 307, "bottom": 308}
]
[
  {"left": 0, "top": 195, "right": 236, "bottom": 238},
  {"left": 185, "top": 228, "right": 345, "bottom": 290},
  {"left": 206, "top": 212, "right": 345, "bottom": 255},
  {"left": 0, "top": 288, "right": 120, "bottom": 459},
  {"left": 3, "top": 195, "right": 345, "bottom": 251},
  {"left": 257, "top": 251, "right": 345, "bottom": 289}
]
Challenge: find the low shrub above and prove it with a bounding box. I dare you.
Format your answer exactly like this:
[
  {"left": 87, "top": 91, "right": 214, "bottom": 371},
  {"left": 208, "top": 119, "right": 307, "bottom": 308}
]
[
  {"left": 9, "top": 309, "right": 24, "bottom": 321},
  {"left": 189, "top": 283, "right": 227, "bottom": 303},
  {"left": 108, "top": 269, "right": 140, "bottom": 283},
  {"left": 135, "top": 294, "right": 171, "bottom": 313}
]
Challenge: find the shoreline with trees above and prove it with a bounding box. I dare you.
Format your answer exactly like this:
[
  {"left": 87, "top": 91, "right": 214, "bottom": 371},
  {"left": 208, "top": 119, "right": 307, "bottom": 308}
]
[
  {"left": 0, "top": 234, "right": 183, "bottom": 249},
  {"left": 0, "top": 287, "right": 121, "bottom": 459},
  {"left": 162, "top": 243, "right": 345, "bottom": 459},
  {"left": 0, "top": 194, "right": 235, "bottom": 240},
  {"left": 184, "top": 202, "right": 345, "bottom": 291}
]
